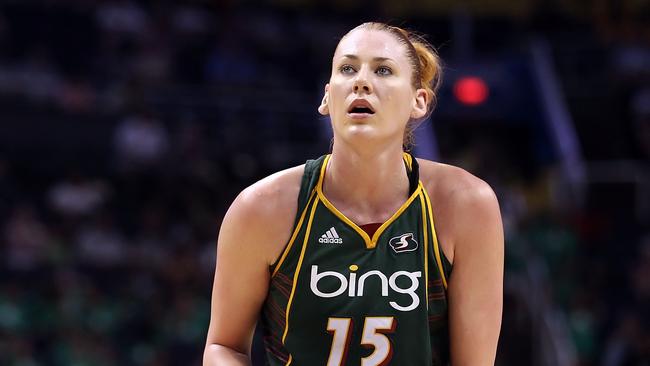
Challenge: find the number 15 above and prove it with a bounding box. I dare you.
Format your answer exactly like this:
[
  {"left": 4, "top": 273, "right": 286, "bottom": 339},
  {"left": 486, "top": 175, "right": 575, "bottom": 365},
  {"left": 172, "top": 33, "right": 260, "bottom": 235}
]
[{"left": 326, "top": 316, "right": 396, "bottom": 366}]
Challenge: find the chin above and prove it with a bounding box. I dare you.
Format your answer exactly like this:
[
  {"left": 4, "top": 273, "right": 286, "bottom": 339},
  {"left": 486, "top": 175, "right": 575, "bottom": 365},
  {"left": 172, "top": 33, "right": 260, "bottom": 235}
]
[
  {"left": 338, "top": 127, "right": 393, "bottom": 148},
  {"left": 345, "top": 124, "right": 376, "bottom": 136}
]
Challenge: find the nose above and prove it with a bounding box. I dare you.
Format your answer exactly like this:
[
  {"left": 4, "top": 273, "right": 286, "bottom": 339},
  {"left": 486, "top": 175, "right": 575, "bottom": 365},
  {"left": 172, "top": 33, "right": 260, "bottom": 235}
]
[{"left": 353, "top": 68, "right": 372, "bottom": 94}]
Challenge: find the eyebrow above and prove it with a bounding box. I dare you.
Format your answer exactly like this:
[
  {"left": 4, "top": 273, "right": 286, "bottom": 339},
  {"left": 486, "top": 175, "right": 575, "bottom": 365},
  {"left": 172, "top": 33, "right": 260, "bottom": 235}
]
[{"left": 340, "top": 54, "right": 394, "bottom": 62}]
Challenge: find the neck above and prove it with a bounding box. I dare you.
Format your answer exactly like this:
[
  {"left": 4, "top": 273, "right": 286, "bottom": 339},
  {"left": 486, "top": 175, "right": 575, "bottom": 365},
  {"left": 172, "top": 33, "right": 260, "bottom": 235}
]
[{"left": 323, "top": 141, "right": 411, "bottom": 224}]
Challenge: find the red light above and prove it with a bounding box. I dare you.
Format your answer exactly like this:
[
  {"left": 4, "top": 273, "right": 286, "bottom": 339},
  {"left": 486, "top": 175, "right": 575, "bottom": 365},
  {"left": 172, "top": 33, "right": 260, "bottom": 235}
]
[{"left": 453, "top": 76, "right": 489, "bottom": 106}]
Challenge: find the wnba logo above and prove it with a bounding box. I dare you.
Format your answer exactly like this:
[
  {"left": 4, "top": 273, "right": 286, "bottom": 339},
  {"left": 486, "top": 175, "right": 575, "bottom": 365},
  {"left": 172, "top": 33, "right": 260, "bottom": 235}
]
[{"left": 309, "top": 265, "right": 421, "bottom": 312}]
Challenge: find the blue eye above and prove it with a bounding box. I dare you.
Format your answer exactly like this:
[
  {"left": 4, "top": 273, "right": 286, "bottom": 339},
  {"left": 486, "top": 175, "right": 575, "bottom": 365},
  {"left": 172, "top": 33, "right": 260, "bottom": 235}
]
[
  {"left": 376, "top": 66, "right": 392, "bottom": 76},
  {"left": 340, "top": 65, "right": 356, "bottom": 74}
]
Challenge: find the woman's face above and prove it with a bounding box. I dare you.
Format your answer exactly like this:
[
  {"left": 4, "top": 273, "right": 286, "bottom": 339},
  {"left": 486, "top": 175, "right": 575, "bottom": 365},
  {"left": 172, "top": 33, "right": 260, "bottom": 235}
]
[{"left": 319, "top": 28, "right": 428, "bottom": 147}]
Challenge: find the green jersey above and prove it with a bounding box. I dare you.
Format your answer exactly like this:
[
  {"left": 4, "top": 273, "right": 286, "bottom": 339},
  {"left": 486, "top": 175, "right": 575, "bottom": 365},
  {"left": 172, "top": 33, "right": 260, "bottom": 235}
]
[{"left": 261, "top": 154, "right": 452, "bottom": 366}]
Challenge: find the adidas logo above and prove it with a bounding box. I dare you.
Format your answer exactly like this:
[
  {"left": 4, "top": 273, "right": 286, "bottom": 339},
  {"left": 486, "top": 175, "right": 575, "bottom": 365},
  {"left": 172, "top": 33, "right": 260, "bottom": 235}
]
[{"left": 318, "top": 227, "right": 343, "bottom": 244}]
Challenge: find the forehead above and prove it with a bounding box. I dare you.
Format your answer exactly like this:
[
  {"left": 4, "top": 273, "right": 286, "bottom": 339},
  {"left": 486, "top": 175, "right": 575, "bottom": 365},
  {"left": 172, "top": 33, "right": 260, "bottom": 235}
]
[{"left": 333, "top": 29, "right": 410, "bottom": 64}]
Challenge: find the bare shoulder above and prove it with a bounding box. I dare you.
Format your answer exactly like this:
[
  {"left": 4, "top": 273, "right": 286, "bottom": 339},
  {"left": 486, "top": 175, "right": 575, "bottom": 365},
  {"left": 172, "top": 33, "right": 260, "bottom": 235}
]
[
  {"left": 416, "top": 159, "right": 502, "bottom": 262},
  {"left": 222, "top": 164, "right": 305, "bottom": 264},
  {"left": 207, "top": 165, "right": 305, "bottom": 356},
  {"left": 417, "top": 159, "right": 498, "bottom": 205},
  {"left": 235, "top": 165, "right": 304, "bottom": 215}
]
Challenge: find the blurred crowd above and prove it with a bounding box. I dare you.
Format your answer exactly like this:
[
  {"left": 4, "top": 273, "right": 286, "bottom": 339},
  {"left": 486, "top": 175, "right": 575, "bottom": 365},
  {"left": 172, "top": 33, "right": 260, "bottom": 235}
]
[
  {"left": 0, "top": 0, "right": 349, "bottom": 114},
  {"left": 1, "top": 0, "right": 649, "bottom": 365}
]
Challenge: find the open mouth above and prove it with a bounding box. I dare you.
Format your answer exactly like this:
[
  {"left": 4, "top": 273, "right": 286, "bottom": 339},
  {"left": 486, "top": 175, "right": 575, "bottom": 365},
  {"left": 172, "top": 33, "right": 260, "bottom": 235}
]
[
  {"left": 349, "top": 106, "right": 374, "bottom": 114},
  {"left": 347, "top": 100, "right": 375, "bottom": 115}
]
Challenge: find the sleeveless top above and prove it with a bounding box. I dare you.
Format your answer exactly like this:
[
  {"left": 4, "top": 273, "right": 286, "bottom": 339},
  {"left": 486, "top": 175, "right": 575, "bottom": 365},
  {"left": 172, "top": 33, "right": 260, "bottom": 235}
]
[{"left": 260, "top": 153, "right": 452, "bottom": 366}]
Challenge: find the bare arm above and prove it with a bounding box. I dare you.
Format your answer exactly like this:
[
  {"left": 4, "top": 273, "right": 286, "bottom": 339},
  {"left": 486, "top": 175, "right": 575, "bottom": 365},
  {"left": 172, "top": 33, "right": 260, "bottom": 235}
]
[
  {"left": 203, "top": 168, "right": 301, "bottom": 366},
  {"left": 203, "top": 344, "right": 250, "bottom": 366},
  {"left": 419, "top": 160, "right": 504, "bottom": 365},
  {"left": 447, "top": 181, "right": 504, "bottom": 365},
  {"left": 203, "top": 191, "right": 272, "bottom": 366}
]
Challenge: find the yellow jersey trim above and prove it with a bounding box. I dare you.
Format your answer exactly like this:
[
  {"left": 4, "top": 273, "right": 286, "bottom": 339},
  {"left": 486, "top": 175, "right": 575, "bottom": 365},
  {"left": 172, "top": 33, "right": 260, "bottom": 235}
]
[
  {"left": 422, "top": 187, "right": 448, "bottom": 289},
  {"left": 272, "top": 191, "right": 317, "bottom": 277},
  {"left": 282, "top": 196, "right": 320, "bottom": 360},
  {"left": 418, "top": 186, "right": 429, "bottom": 308},
  {"left": 403, "top": 152, "right": 413, "bottom": 170},
  {"left": 315, "top": 154, "right": 422, "bottom": 249}
]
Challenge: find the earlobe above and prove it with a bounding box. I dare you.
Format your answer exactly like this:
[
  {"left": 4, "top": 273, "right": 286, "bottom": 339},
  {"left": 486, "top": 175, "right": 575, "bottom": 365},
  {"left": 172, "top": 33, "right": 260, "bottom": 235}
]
[{"left": 318, "top": 84, "right": 330, "bottom": 116}]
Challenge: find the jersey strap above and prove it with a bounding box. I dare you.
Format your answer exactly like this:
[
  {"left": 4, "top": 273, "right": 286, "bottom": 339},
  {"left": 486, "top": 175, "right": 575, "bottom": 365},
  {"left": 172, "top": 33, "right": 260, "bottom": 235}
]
[
  {"left": 269, "top": 156, "right": 327, "bottom": 274},
  {"left": 296, "top": 156, "right": 327, "bottom": 214}
]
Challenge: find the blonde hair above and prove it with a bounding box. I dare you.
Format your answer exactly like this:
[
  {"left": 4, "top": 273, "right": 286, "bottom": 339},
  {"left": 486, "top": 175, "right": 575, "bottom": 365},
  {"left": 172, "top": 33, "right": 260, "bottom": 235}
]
[{"left": 342, "top": 22, "right": 443, "bottom": 149}]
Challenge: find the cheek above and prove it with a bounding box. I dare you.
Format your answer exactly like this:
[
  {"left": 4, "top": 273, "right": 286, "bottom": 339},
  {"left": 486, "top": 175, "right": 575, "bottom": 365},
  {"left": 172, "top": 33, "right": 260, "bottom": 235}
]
[
  {"left": 383, "top": 87, "right": 414, "bottom": 118},
  {"left": 328, "top": 82, "right": 349, "bottom": 114}
]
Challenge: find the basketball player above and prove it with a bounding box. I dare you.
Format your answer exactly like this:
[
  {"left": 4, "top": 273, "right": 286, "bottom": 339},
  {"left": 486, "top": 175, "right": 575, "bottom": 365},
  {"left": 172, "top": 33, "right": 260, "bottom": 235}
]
[{"left": 204, "top": 22, "right": 503, "bottom": 365}]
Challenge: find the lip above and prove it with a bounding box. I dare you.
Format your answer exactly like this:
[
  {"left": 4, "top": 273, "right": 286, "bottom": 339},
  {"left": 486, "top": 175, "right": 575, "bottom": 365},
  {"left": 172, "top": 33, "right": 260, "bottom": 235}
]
[
  {"left": 347, "top": 112, "right": 374, "bottom": 119},
  {"left": 347, "top": 99, "right": 376, "bottom": 114}
]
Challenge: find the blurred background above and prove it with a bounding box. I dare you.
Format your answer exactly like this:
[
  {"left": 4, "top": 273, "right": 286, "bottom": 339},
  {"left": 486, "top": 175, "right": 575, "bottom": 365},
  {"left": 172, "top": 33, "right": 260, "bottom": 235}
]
[{"left": 0, "top": 0, "right": 648, "bottom": 365}]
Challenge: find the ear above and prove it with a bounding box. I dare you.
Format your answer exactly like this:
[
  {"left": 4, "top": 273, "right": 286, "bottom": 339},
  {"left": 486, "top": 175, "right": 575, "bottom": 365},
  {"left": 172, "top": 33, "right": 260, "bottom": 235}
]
[
  {"left": 410, "top": 88, "right": 429, "bottom": 119},
  {"left": 318, "top": 84, "right": 330, "bottom": 116}
]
